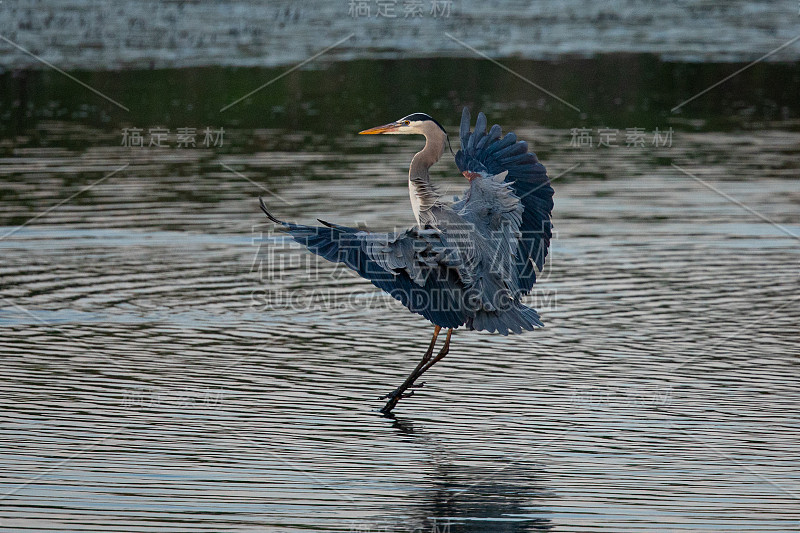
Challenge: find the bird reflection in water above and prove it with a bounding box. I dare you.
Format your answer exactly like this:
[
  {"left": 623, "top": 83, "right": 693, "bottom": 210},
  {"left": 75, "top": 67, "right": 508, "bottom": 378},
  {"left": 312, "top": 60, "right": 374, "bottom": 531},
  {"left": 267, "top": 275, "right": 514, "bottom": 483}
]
[{"left": 369, "top": 417, "right": 555, "bottom": 533}]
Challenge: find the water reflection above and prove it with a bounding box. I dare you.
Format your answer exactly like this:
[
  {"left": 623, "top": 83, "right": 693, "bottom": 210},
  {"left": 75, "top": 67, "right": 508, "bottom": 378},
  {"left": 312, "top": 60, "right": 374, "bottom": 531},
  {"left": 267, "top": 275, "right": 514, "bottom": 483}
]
[{"left": 387, "top": 417, "right": 553, "bottom": 533}]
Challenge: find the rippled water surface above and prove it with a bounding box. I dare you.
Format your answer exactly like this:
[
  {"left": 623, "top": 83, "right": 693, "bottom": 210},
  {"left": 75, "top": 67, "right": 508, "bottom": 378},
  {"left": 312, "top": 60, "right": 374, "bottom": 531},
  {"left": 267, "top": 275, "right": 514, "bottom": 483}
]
[{"left": 1, "top": 61, "right": 800, "bottom": 532}]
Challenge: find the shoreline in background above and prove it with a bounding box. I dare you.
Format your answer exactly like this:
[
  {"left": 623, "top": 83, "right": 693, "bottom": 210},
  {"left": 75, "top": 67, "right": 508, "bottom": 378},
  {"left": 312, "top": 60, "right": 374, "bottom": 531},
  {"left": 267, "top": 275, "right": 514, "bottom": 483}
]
[{"left": 1, "top": 0, "right": 799, "bottom": 71}]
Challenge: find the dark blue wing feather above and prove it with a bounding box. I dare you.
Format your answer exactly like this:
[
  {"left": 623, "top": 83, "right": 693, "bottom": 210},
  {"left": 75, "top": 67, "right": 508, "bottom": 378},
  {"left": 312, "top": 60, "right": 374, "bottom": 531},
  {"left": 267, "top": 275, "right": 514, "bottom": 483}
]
[
  {"left": 454, "top": 107, "right": 554, "bottom": 295},
  {"left": 260, "top": 199, "right": 472, "bottom": 329}
]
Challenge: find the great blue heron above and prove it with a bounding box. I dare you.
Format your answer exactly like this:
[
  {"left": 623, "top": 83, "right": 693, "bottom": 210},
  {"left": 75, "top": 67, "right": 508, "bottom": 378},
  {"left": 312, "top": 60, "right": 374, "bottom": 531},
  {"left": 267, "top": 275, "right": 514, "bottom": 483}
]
[{"left": 259, "top": 107, "right": 554, "bottom": 414}]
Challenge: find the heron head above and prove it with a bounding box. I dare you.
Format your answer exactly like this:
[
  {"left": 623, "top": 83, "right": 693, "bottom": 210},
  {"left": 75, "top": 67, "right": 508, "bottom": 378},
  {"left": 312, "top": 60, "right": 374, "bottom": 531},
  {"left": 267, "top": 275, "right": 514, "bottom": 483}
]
[{"left": 359, "top": 113, "right": 447, "bottom": 136}]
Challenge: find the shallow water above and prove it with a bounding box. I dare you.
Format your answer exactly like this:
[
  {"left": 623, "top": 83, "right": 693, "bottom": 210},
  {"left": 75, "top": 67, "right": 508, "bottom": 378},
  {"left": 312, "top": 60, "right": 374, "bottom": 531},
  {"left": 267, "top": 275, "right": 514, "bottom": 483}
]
[{"left": 1, "top": 60, "right": 800, "bottom": 531}]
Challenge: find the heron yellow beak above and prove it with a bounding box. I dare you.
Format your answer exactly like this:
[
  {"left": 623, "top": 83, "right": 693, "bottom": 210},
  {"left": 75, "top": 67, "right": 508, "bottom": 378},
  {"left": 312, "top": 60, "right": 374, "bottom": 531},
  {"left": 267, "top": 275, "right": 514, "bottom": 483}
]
[{"left": 358, "top": 122, "right": 401, "bottom": 134}]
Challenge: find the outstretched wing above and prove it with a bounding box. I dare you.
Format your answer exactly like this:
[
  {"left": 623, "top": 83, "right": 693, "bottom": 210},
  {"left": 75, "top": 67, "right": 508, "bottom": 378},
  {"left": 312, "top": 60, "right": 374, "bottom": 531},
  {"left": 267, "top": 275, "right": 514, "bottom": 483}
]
[
  {"left": 454, "top": 108, "right": 554, "bottom": 295},
  {"left": 259, "top": 198, "right": 472, "bottom": 328}
]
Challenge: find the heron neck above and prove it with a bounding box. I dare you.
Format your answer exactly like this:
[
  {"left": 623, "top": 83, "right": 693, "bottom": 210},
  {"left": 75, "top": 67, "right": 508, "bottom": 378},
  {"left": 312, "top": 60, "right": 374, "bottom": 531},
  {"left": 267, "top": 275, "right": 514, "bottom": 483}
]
[
  {"left": 409, "top": 133, "right": 445, "bottom": 181},
  {"left": 408, "top": 130, "right": 446, "bottom": 226}
]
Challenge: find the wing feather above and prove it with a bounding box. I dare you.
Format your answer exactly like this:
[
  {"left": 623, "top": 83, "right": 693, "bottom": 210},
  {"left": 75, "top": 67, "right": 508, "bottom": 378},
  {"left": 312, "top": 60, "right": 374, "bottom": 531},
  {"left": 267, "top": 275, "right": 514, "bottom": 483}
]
[
  {"left": 259, "top": 199, "right": 473, "bottom": 328},
  {"left": 454, "top": 108, "right": 554, "bottom": 294}
]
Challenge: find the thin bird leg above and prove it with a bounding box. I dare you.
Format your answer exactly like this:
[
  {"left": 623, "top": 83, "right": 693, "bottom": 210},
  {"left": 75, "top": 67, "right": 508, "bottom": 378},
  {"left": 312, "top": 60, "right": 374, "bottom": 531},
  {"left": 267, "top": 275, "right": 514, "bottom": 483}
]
[
  {"left": 408, "top": 327, "right": 452, "bottom": 385},
  {"left": 380, "top": 325, "right": 440, "bottom": 400},
  {"left": 379, "top": 326, "right": 441, "bottom": 413},
  {"left": 418, "top": 327, "right": 452, "bottom": 375},
  {"left": 380, "top": 328, "right": 453, "bottom": 415}
]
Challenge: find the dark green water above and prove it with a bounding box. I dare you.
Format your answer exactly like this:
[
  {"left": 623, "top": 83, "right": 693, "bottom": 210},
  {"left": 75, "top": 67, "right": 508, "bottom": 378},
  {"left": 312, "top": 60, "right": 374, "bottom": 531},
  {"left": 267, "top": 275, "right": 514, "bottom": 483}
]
[{"left": 2, "top": 55, "right": 799, "bottom": 141}]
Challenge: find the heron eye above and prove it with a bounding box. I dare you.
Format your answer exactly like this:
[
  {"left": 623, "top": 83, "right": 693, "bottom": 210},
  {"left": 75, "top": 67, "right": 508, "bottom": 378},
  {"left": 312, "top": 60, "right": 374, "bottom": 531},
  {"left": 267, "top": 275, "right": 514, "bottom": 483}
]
[{"left": 404, "top": 120, "right": 410, "bottom": 125}]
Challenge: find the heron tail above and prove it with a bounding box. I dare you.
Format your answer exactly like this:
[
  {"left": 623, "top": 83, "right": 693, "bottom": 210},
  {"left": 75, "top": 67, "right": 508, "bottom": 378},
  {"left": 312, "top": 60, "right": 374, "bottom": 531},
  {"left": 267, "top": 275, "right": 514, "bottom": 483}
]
[{"left": 467, "top": 301, "right": 544, "bottom": 335}]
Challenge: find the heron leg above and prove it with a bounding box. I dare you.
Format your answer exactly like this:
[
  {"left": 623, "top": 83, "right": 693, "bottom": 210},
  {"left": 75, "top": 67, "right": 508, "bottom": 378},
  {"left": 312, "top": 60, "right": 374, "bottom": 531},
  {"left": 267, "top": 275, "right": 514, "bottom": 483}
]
[
  {"left": 379, "top": 326, "right": 439, "bottom": 402},
  {"left": 380, "top": 327, "right": 452, "bottom": 415},
  {"left": 419, "top": 327, "right": 452, "bottom": 375}
]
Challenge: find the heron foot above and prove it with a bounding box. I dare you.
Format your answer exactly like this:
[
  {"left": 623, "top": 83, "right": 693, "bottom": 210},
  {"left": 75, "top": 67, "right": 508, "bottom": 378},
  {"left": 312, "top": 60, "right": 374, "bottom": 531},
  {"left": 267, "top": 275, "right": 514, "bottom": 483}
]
[
  {"left": 378, "top": 380, "right": 425, "bottom": 400},
  {"left": 378, "top": 389, "right": 415, "bottom": 401}
]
